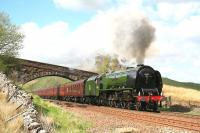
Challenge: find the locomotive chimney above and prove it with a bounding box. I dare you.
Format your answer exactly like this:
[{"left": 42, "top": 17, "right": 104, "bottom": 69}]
[{"left": 137, "top": 64, "right": 144, "bottom": 67}]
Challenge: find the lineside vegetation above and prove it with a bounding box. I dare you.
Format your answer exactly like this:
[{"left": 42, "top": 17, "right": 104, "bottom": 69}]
[
  {"left": 0, "top": 12, "right": 24, "bottom": 75},
  {"left": 163, "top": 85, "right": 200, "bottom": 104},
  {"left": 33, "top": 95, "right": 91, "bottom": 133},
  {"left": 0, "top": 92, "right": 24, "bottom": 133}
]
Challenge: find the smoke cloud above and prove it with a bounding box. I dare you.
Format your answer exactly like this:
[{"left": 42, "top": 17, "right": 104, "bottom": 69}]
[{"left": 113, "top": 17, "right": 155, "bottom": 64}]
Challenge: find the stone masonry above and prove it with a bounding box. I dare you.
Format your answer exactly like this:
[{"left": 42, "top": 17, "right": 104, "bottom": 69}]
[{"left": 0, "top": 72, "right": 47, "bottom": 133}]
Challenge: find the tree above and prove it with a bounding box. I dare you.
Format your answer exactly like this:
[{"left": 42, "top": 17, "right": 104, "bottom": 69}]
[
  {"left": 0, "top": 12, "right": 24, "bottom": 56},
  {"left": 95, "top": 54, "right": 124, "bottom": 73},
  {"left": 110, "top": 57, "right": 121, "bottom": 71},
  {"left": 0, "top": 12, "right": 24, "bottom": 74},
  {"left": 95, "top": 54, "right": 111, "bottom": 73}
]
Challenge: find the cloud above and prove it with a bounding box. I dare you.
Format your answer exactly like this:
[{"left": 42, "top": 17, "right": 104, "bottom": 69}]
[
  {"left": 52, "top": 0, "right": 144, "bottom": 12},
  {"left": 20, "top": 0, "right": 153, "bottom": 68},
  {"left": 148, "top": 1, "right": 200, "bottom": 22},
  {"left": 147, "top": 17, "right": 200, "bottom": 81},
  {"left": 19, "top": 17, "right": 114, "bottom": 67},
  {"left": 174, "top": 16, "right": 200, "bottom": 39},
  {"left": 20, "top": 0, "right": 200, "bottom": 82},
  {"left": 157, "top": 0, "right": 200, "bottom": 3},
  {"left": 20, "top": 21, "right": 70, "bottom": 63},
  {"left": 53, "top": 0, "right": 113, "bottom": 11},
  {"left": 141, "top": 0, "right": 200, "bottom": 82}
]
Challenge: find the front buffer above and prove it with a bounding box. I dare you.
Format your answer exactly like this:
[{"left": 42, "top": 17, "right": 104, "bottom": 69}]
[{"left": 136, "top": 96, "right": 164, "bottom": 111}]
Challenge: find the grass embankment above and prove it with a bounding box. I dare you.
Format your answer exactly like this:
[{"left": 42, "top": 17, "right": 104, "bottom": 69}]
[
  {"left": 23, "top": 76, "right": 71, "bottom": 92},
  {"left": 162, "top": 85, "right": 200, "bottom": 114},
  {"left": 23, "top": 76, "right": 90, "bottom": 132},
  {"left": 163, "top": 85, "right": 200, "bottom": 103},
  {"left": 163, "top": 78, "right": 200, "bottom": 91},
  {"left": 33, "top": 95, "right": 91, "bottom": 133},
  {"left": 162, "top": 78, "right": 200, "bottom": 114},
  {"left": 0, "top": 92, "right": 24, "bottom": 133}
]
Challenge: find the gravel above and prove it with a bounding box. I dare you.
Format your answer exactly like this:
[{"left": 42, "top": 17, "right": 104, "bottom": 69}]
[{"left": 58, "top": 103, "right": 196, "bottom": 133}]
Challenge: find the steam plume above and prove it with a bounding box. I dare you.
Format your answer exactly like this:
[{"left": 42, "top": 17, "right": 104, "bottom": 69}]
[{"left": 114, "top": 17, "right": 155, "bottom": 64}]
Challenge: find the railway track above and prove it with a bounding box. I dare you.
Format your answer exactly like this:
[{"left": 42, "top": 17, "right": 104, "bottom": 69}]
[
  {"left": 95, "top": 108, "right": 200, "bottom": 132},
  {"left": 47, "top": 99, "right": 200, "bottom": 132},
  {"left": 161, "top": 111, "right": 200, "bottom": 121}
]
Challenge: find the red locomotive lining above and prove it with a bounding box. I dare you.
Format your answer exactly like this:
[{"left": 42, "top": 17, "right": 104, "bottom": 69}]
[{"left": 137, "top": 96, "right": 164, "bottom": 102}]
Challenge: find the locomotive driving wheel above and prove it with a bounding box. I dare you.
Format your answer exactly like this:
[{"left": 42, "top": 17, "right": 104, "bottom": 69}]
[{"left": 121, "top": 101, "right": 126, "bottom": 109}]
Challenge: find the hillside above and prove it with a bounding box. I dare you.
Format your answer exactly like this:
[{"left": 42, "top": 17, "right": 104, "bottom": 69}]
[
  {"left": 163, "top": 85, "right": 200, "bottom": 103},
  {"left": 22, "top": 76, "right": 71, "bottom": 92},
  {"left": 163, "top": 78, "right": 200, "bottom": 91}
]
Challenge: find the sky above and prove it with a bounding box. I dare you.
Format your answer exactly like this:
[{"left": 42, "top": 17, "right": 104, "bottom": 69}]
[{"left": 1, "top": 0, "right": 200, "bottom": 83}]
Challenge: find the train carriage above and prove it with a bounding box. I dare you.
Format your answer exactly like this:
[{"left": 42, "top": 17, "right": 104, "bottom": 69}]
[{"left": 62, "top": 80, "right": 85, "bottom": 97}]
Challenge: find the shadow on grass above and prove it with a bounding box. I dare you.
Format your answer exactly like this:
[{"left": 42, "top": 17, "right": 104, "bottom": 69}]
[
  {"left": 168, "top": 104, "right": 192, "bottom": 112},
  {"left": 63, "top": 103, "right": 87, "bottom": 108}
]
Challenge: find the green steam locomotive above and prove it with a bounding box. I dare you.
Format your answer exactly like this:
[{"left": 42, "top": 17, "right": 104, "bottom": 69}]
[{"left": 35, "top": 64, "right": 163, "bottom": 111}]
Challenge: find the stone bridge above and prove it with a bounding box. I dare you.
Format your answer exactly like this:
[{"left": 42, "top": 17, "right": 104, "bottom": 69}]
[{"left": 11, "top": 58, "right": 98, "bottom": 84}]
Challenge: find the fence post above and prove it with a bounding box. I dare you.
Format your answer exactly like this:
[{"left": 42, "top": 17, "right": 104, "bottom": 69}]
[
  {"left": 5, "top": 109, "right": 27, "bottom": 123},
  {"left": 188, "top": 100, "right": 191, "bottom": 107},
  {"left": 169, "top": 96, "right": 172, "bottom": 107},
  {"left": 7, "top": 89, "right": 17, "bottom": 102}
]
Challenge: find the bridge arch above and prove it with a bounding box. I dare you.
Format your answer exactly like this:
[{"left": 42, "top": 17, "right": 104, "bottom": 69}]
[
  {"left": 10, "top": 58, "right": 98, "bottom": 84},
  {"left": 22, "top": 72, "right": 76, "bottom": 84}
]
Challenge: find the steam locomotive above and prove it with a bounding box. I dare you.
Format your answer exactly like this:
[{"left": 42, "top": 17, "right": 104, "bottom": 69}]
[{"left": 33, "top": 64, "right": 163, "bottom": 111}]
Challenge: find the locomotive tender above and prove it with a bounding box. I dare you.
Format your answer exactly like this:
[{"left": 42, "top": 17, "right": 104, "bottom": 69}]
[{"left": 34, "top": 64, "right": 163, "bottom": 111}]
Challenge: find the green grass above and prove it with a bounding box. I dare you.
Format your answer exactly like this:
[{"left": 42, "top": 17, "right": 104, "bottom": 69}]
[
  {"left": 185, "top": 108, "right": 200, "bottom": 116},
  {"left": 33, "top": 95, "right": 91, "bottom": 133},
  {"left": 22, "top": 76, "right": 71, "bottom": 92},
  {"left": 159, "top": 105, "right": 200, "bottom": 116},
  {"left": 23, "top": 77, "right": 90, "bottom": 132},
  {"left": 163, "top": 78, "right": 200, "bottom": 91}
]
